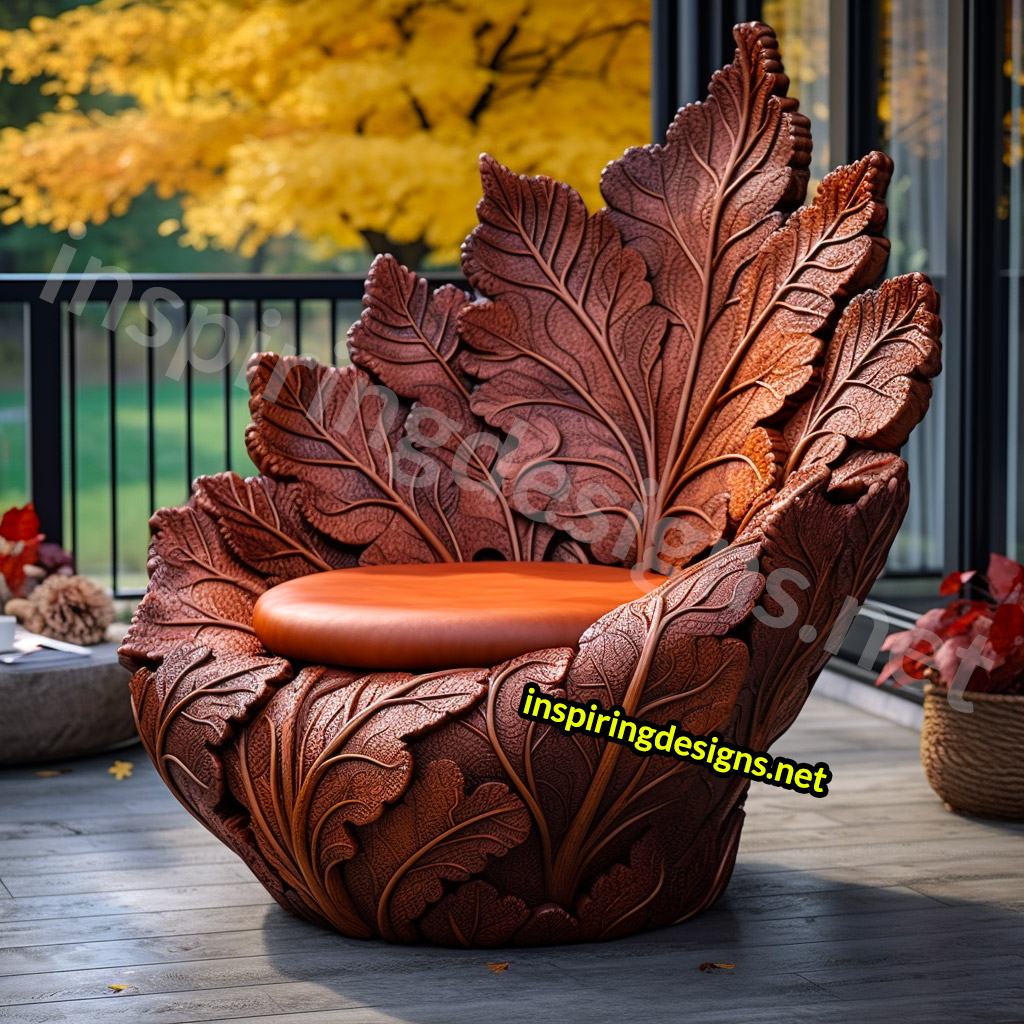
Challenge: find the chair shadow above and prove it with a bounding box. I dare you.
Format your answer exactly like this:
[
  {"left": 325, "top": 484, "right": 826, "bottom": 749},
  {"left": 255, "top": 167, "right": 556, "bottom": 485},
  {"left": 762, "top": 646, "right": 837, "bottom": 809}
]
[{"left": 259, "top": 860, "right": 1024, "bottom": 1024}]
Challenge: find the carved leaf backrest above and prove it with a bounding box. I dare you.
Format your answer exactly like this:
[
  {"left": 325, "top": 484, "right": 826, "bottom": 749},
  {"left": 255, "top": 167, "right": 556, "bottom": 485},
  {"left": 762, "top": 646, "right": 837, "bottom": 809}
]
[
  {"left": 237, "top": 24, "right": 937, "bottom": 581},
  {"left": 240, "top": 21, "right": 940, "bottom": 579}
]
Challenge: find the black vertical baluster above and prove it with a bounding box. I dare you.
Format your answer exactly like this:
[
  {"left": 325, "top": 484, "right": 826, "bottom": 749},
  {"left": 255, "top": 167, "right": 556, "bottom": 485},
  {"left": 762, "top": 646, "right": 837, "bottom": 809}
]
[
  {"left": 67, "top": 307, "right": 78, "bottom": 566},
  {"left": 146, "top": 297, "right": 156, "bottom": 517},
  {"left": 27, "top": 298, "right": 64, "bottom": 547},
  {"left": 224, "top": 299, "right": 232, "bottom": 471},
  {"left": 294, "top": 298, "right": 302, "bottom": 356},
  {"left": 184, "top": 299, "right": 194, "bottom": 494},
  {"left": 108, "top": 323, "right": 118, "bottom": 595},
  {"left": 330, "top": 297, "right": 338, "bottom": 365}
]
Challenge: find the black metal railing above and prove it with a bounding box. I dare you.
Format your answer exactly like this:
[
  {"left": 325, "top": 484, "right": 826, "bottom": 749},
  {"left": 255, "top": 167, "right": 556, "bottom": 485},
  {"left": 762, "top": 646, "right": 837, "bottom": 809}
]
[{"left": 0, "top": 272, "right": 464, "bottom": 597}]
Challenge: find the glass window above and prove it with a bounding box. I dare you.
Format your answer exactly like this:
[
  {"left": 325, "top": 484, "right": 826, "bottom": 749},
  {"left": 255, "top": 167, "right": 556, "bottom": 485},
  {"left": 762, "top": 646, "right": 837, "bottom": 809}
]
[
  {"left": 877, "top": 0, "right": 948, "bottom": 575},
  {"left": 1006, "top": 1, "right": 1024, "bottom": 561},
  {"left": 766, "top": 0, "right": 948, "bottom": 579},
  {"left": 762, "top": 0, "right": 832, "bottom": 190}
]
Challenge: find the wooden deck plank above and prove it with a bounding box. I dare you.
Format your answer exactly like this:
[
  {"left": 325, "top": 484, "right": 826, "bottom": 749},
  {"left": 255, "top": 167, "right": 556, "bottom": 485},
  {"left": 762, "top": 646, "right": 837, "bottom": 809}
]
[
  {"left": 0, "top": 883, "right": 272, "bottom": 925},
  {"left": 4, "top": 918, "right": 1024, "bottom": 1003},
  {"left": 0, "top": 687, "right": 1021, "bottom": 1024},
  {"left": 0, "top": 861, "right": 257, "bottom": 898},
  {"left": 0, "top": 844, "right": 243, "bottom": 879}
]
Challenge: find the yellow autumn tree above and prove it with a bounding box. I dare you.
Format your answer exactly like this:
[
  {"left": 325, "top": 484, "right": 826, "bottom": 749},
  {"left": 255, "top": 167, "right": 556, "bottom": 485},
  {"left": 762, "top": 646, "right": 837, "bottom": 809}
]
[{"left": 0, "top": 0, "right": 650, "bottom": 265}]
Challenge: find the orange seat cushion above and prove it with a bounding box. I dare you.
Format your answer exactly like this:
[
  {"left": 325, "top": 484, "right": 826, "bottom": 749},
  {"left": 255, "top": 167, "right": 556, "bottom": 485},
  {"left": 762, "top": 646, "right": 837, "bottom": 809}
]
[{"left": 252, "top": 562, "right": 662, "bottom": 671}]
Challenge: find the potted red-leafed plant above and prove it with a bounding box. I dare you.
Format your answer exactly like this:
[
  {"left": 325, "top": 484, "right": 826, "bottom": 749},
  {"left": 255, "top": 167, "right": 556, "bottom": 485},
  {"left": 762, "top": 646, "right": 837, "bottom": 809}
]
[{"left": 877, "top": 554, "right": 1024, "bottom": 819}]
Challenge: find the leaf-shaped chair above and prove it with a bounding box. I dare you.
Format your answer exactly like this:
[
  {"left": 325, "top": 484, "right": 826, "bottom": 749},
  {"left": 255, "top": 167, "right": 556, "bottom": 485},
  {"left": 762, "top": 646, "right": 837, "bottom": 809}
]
[{"left": 120, "top": 23, "right": 941, "bottom": 946}]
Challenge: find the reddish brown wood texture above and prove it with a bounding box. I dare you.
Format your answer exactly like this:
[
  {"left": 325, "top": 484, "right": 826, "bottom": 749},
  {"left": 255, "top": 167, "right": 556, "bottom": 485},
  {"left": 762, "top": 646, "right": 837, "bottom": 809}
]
[{"left": 120, "top": 22, "right": 942, "bottom": 946}]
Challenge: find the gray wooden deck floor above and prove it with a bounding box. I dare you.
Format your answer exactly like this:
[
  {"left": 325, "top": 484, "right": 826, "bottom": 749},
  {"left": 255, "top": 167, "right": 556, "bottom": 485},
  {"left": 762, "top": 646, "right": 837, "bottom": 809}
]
[{"left": 1, "top": 686, "right": 1023, "bottom": 1024}]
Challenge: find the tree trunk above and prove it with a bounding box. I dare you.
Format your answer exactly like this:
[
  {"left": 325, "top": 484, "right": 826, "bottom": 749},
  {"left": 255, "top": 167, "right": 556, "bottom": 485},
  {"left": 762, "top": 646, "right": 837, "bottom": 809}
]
[{"left": 361, "top": 230, "right": 430, "bottom": 270}]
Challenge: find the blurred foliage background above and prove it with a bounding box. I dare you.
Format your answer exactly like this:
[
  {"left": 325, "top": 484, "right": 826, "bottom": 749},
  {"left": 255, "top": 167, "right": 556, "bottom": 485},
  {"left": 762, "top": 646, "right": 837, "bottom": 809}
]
[
  {"left": 0, "top": 1, "right": 650, "bottom": 588},
  {"left": 0, "top": 0, "right": 650, "bottom": 273}
]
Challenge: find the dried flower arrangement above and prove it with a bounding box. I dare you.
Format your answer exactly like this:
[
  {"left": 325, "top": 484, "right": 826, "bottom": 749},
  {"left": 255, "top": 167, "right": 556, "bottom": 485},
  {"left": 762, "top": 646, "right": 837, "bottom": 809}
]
[{"left": 1, "top": 502, "right": 113, "bottom": 646}]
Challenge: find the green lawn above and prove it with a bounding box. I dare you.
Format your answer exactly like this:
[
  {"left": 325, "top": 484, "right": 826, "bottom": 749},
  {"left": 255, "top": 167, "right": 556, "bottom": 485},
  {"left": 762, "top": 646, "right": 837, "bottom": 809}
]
[{"left": 1, "top": 376, "right": 262, "bottom": 591}]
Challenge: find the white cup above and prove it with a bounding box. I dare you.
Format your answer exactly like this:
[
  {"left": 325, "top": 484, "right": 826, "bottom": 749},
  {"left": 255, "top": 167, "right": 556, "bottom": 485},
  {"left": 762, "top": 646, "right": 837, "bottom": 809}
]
[{"left": 0, "top": 615, "right": 15, "bottom": 653}]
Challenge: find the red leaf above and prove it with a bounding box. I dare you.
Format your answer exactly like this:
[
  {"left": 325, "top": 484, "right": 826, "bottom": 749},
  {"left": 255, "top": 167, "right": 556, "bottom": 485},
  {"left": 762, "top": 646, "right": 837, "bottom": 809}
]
[
  {"left": 943, "top": 605, "right": 990, "bottom": 638},
  {"left": 990, "top": 604, "right": 1024, "bottom": 657},
  {"left": 0, "top": 548, "right": 34, "bottom": 596},
  {"left": 0, "top": 503, "right": 40, "bottom": 542},
  {"left": 932, "top": 637, "right": 997, "bottom": 691},
  {"left": 881, "top": 627, "right": 912, "bottom": 653},
  {"left": 877, "top": 630, "right": 938, "bottom": 685},
  {"left": 939, "top": 570, "right": 976, "bottom": 596},
  {"left": 986, "top": 554, "right": 1024, "bottom": 603}
]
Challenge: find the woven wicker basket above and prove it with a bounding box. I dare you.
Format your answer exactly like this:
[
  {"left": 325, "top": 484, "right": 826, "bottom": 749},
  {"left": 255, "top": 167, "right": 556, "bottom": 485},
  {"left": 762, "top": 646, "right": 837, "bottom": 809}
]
[{"left": 921, "top": 682, "right": 1024, "bottom": 820}]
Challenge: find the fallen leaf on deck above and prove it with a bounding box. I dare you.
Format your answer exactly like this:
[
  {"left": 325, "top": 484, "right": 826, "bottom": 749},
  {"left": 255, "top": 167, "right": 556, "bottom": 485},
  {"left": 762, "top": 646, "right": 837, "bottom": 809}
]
[
  {"left": 108, "top": 760, "right": 134, "bottom": 780},
  {"left": 108, "top": 984, "right": 128, "bottom": 991},
  {"left": 486, "top": 962, "right": 510, "bottom": 973},
  {"left": 35, "top": 769, "right": 72, "bottom": 777},
  {"left": 698, "top": 962, "right": 735, "bottom": 973}
]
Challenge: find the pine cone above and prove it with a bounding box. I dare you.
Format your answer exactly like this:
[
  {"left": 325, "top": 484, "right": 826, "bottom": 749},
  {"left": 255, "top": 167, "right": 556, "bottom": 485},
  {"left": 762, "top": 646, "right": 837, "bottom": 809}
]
[{"left": 16, "top": 574, "right": 114, "bottom": 645}]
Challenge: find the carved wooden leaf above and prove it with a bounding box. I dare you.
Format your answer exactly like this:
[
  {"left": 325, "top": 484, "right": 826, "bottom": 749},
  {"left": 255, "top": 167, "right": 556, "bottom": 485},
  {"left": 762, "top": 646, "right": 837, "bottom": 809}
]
[
  {"left": 460, "top": 155, "right": 669, "bottom": 565},
  {"left": 420, "top": 879, "right": 530, "bottom": 947},
  {"left": 129, "top": 643, "right": 309, "bottom": 927},
  {"left": 601, "top": 22, "right": 810, "bottom": 504},
  {"left": 594, "top": 23, "right": 813, "bottom": 563},
  {"left": 457, "top": 28, "right": 900, "bottom": 570},
  {"left": 657, "top": 152, "right": 895, "bottom": 561},
  {"left": 194, "top": 473, "right": 356, "bottom": 585},
  {"left": 737, "top": 452, "right": 910, "bottom": 748},
  {"left": 548, "top": 555, "right": 755, "bottom": 892},
  {"left": 130, "top": 640, "right": 290, "bottom": 815},
  {"left": 348, "top": 255, "right": 565, "bottom": 562},
  {"left": 246, "top": 354, "right": 436, "bottom": 561},
  {"left": 513, "top": 903, "right": 581, "bottom": 946},
  {"left": 226, "top": 664, "right": 489, "bottom": 937},
  {"left": 410, "top": 648, "right": 578, "bottom": 909},
  {"left": 247, "top": 351, "right": 569, "bottom": 564},
  {"left": 718, "top": 152, "right": 894, "bottom": 426},
  {"left": 601, "top": 22, "right": 809, "bottom": 336},
  {"left": 300, "top": 669, "right": 490, "bottom": 870},
  {"left": 785, "top": 272, "right": 942, "bottom": 470},
  {"left": 348, "top": 254, "right": 473, "bottom": 418},
  {"left": 577, "top": 831, "right": 664, "bottom": 941},
  {"left": 344, "top": 758, "right": 531, "bottom": 941},
  {"left": 120, "top": 505, "right": 267, "bottom": 669}
]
